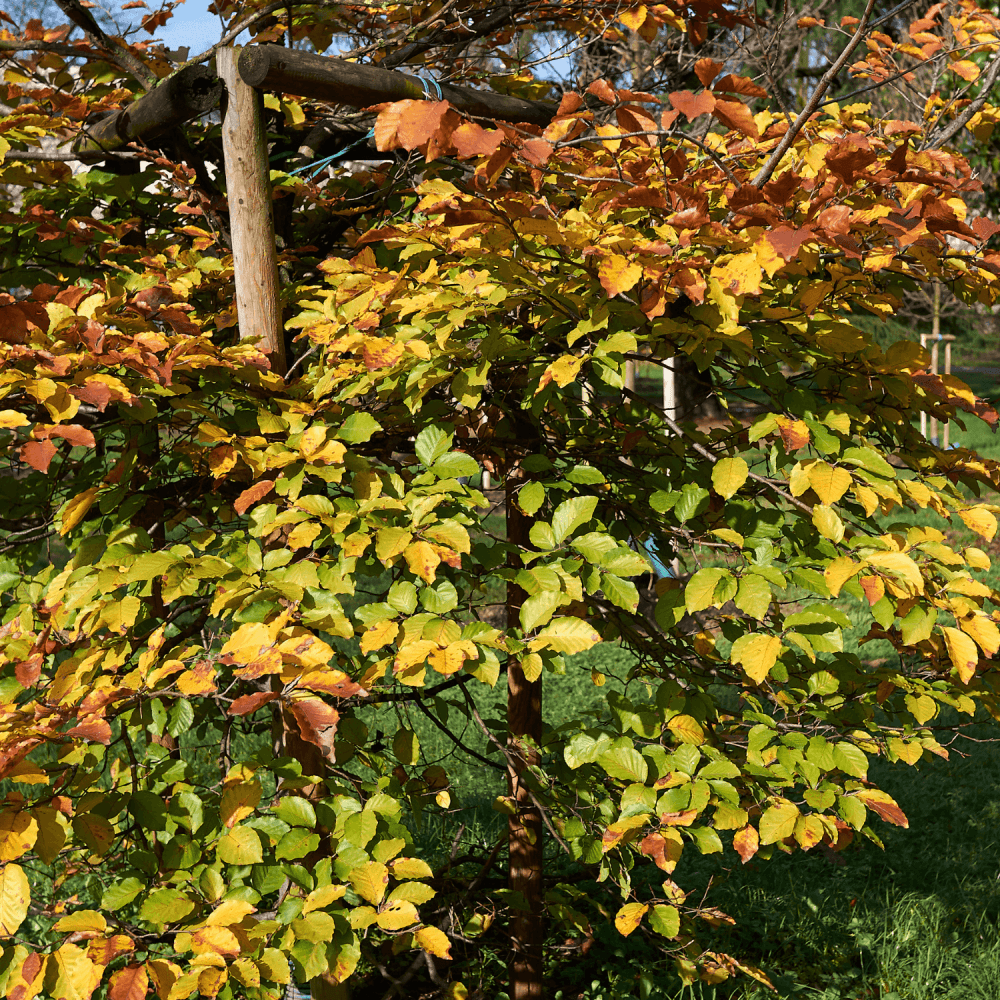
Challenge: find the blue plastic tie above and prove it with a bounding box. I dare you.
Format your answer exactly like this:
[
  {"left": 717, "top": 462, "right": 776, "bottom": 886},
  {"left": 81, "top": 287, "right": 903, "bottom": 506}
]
[
  {"left": 289, "top": 126, "right": 376, "bottom": 178},
  {"left": 416, "top": 73, "right": 443, "bottom": 100}
]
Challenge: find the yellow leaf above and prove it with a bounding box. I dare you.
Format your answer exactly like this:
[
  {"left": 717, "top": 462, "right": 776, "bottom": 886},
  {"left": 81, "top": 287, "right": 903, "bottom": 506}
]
[
  {"left": 754, "top": 235, "right": 784, "bottom": 277},
  {"left": 376, "top": 900, "right": 419, "bottom": 931},
  {"left": 350, "top": 861, "right": 389, "bottom": 905},
  {"left": 711, "top": 252, "right": 762, "bottom": 296},
  {"left": 54, "top": 910, "right": 107, "bottom": 933},
  {"left": 966, "top": 547, "right": 991, "bottom": 570},
  {"left": 942, "top": 625, "right": 979, "bottom": 683},
  {"left": 812, "top": 504, "right": 844, "bottom": 543},
  {"left": 219, "top": 781, "right": 261, "bottom": 829},
  {"left": 428, "top": 641, "right": 475, "bottom": 675},
  {"left": 961, "top": 615, "right": 1000, "bottom": 656},
  {"left": 537, "top": 354, "right": 586, "bottom": 393},
  {"left": 361, "top": 619, "right": 398, "bottom": 654},
  {"left": 599, "top": 254, "right": 642, "bottom": 297},
  {"left": 731, "top": 633, "right": 781, "bottom": 684},
  {"left": 958, "top": 507, "right": 997, "bottom": 541},
  {"left": 824, "top": 556, "right": 860, "bottom": 597},
  {"left": 619, "top": 5, "right": 647, "bottom": 31},
  {"left": 0, "top": 812, "right": 37, "bottom": 861},
  {"left": 404, "top": 541, "right": 440, "bottom": 583},
  {"left": 807, "top": 463, "right": 852, "bottom": 505},
  {"left": 867, "top": 552, "right": 923, "bottom": 595},
  {"left": 614, "top": 902, "right": 648, "bottom": 937},
  {"left": 302, "top": 885, "right": 347, "bottom": 914},
  {"left": 415, "top": 925, "right": 452, "bottom": 959},
  {"left": 376, "top": 527, "right": 412, "bottom": 563},
  {"left": 711, "top": 457, "right": 748, "bottom": 499},
  {"left": 0, "top": 410, "right": 28, "bottom": 429},
  {"left": 520, "top": 652, "right": 543, "bottom": 682},
  {"left": 58, "top": 487, "right": 100, "bottom": 536},
  {"left": 203, "top": 900, "right": 257, "bottom": 926},
  {"left": 854, "top": 484, "right": 879, "bottom": 516},
  {"left": 758, "top": 801, "right": 799, "bottom": 844},
  {"left": 0, "top": 864, "right": 31, "bottom": 935},
  {"left": 50, "top": 943, "right": 101, "bottom": 1000},
  {"left": 666, "top": 714, "right": 705, "bottom": 745}
]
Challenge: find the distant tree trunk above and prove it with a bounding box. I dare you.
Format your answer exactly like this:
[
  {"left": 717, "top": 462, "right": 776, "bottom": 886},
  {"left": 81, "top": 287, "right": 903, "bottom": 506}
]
[{"left": 506, "top": 470, "right": 544, "bottom": 1000}]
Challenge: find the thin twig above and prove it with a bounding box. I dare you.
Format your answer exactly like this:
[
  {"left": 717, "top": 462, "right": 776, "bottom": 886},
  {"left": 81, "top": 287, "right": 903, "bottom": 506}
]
[{"left": 752, "top": 0, "right": 879, "bottom": 188}]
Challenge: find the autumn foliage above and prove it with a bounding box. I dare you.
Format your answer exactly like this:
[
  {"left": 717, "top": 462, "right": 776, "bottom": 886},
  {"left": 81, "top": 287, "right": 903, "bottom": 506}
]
[{"left": 4, "top": 0, "right": 1000, "bottom": 994}]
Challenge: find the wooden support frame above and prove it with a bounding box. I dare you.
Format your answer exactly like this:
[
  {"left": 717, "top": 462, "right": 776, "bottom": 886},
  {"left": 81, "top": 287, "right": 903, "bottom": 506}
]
[
  {"left": 74, "top": 64, "right": 222, "bottom": 158},
  {"left": 217, "top": 47, "right": 286, "bottom": 375},
  {"left": 239, "top": 44, "right": 557, "bottom": 127}
]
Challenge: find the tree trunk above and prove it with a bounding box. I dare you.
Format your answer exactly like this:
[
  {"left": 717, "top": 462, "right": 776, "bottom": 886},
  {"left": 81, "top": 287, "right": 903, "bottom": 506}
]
[{"left": 506, "top": 471, "right": 544, "bottom": 999}]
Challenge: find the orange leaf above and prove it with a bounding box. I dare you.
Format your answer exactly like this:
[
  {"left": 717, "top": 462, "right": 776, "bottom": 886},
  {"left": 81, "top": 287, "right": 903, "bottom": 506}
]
[
  {"left": 20, "top": 440, "right": 57, "bottom": 473},
  {"left": 733, "top": 824, "right": 758, "bottom": 863},
  {"left": 234, "top": 480, "right": 275, "bottom": 515},
  {"left": 109, "top": 965, "right": 148, "bottom": 1000},
  {"left": 451, "top": 123, "right": 504, "bottom": 158},
  {"left": 228, "top": 692, "right": 280, "bottom": 716},
  {"left": 586, "top": 79, "right": 616, "bottom": 104},
  {"left": 713, "top": 74, "right": 767, "bottom": 98},
  {"left": 712, "top": 98, "right": 759, "bottom": 138},
  {"left": 668, "top": 90, "right": 715, "bottom": 121},
  {"left": 374, "top": 99, "right": 449, "bottom": 151},
  {"left": 694, "top": 58, "right": 724, "bottom": 87}
]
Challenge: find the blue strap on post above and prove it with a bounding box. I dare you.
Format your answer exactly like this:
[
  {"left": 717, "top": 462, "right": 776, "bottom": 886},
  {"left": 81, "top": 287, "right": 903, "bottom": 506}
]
[
  {"left": 416, "top": 73, "right": 443, "bottom": 100},
  {"left": 289, "top": 126, "right": 376, "bottom": 178}
]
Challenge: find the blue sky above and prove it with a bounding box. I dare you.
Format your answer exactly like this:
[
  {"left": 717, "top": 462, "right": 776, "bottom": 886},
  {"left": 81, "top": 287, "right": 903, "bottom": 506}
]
[{"left": 125, "top": 0, "right": 243, "bottom": 56}]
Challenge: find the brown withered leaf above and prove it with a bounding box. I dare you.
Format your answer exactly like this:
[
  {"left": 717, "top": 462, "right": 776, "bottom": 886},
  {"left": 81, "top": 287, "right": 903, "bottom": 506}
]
[
  {"left": 229, "top": 692, "right": 280, "bottom": 716},
  {"left": 288, "top": 698, "right": 340, "bottom": 757}
]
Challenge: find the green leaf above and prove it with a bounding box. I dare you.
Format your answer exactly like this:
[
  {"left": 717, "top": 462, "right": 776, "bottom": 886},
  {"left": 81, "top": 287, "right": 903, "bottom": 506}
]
[
  {"left": 518, "top": 482, "right": 545, "bottom": 515},
  {"left": 675, "top": 485, "right": 710, "bottom": 522},
  {"left": 685, "top": 568, "right": 732, "bottom": 613},
  {"left": 217, "top": 825, "right": 264, "bottom": 864},
  {"left": 275, "top": 829, "right": 320, "bottom": 861},
  {"left": 564, "top": 732, "right": 611, "bottom": 768},
  {"left": 431, "top": 452, "right": 479, "bottom": 478},
  {"left": 735, "top": 575, "right": 771, "bottom": 620},
  {"left": 273, "top": 797, "right": 317, "bottom": 828},
  {"left": 393, "top": 729, "right": 420, "bottom": 765},
  {"left": 601, "top": 573, "right": 639, "bottom": 612},
  {"left": 338, "top": 412, "right": 382, "bottom": 443},
  {"left": 552, "top": 496, "right": 598, "bottom": 543},
  {"left": 529, "top": 522, "right": 556, "bottom": 550},
  {"left": 833, "top": 742, "right": 868, "bottom": 778},
  {"left": 759, "top": 801, "right": 799, "bottom": 845},
  {"left": 571, "top": 532, "right": 618, "bottom": 565},
  {"left": 647, "top": 903, "right": 680, "bottom": 938},
  {"left": 520, "top": 589, "right": 563, "bottom": 631},
  {"left": 415, "top": 425, "right": 452, "bottom": 466},
  {"left": 101, "top": 877, "right": 144, "bottom": 910},
  {"left": 712, "top": 457, "right": 749, "bottom": 499},
  {"left": 139, "top": 888, "right": 196, "bottom": 925},
  {"left": 597, "top": 745, "right": 648, "bottom": 783},
  {"left": 600, "top": 548, "right": 651, "bottom": 576},
  {"left": 688, "top": 825, "right": 723, "bottom": 855}
]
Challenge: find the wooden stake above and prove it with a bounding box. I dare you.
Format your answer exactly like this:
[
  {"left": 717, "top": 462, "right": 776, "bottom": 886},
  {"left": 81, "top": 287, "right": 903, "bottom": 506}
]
[
  {"left": 506, "top": 471, "right": 544, "bottom": 1000},
  {"left": 217, "top": 47, "right": 285, "bottom": 374}
]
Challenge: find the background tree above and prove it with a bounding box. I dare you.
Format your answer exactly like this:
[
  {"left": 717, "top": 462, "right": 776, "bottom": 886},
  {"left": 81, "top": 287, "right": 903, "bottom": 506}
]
[{"left": 4, "top": 0, "right": 1000, "bottom": 999}]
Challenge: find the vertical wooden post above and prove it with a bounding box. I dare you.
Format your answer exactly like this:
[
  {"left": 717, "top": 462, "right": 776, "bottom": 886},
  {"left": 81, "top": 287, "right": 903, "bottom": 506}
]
[
  {"left": 944, "top": 336, "right": 952, "bottom": 450},
  {"left": 506, "top": 471, "right": 544, "bottom": 1000},
  {"left": 930, "top": 281, "right": 941, "bottom": 446},
  {"left": 217, "top": 46, "right": 286, "bottom": 375},
  {"left": 920, "top": 332, "right": 928, "bottom": 440}
]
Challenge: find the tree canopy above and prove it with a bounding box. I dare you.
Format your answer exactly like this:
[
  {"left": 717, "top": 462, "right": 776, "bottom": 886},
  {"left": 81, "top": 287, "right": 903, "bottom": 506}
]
[{"left": 4, "top": 0, "right": 1000, "bottom": 997}]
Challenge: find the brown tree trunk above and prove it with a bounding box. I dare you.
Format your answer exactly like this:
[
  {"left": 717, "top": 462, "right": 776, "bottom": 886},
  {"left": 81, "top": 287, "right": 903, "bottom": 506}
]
[{"left": 506, "top": 471, "right": 544, "bottom": 1000}]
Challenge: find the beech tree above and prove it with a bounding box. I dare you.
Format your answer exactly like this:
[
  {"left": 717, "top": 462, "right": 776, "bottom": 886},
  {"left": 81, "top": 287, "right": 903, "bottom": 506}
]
[{"left": 4, "top": 0, "right": 1000, "bottom": 997}]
